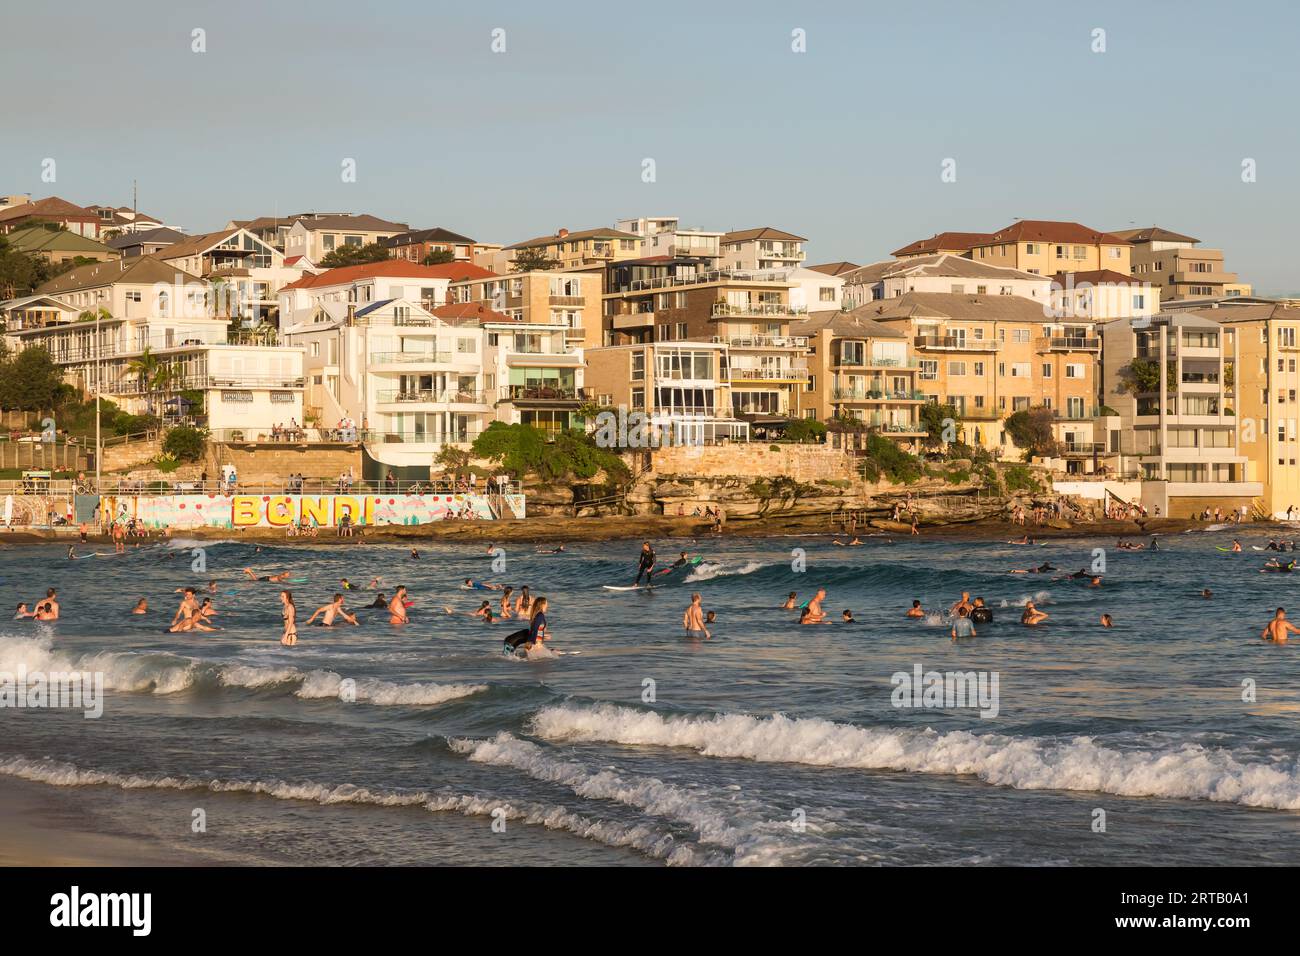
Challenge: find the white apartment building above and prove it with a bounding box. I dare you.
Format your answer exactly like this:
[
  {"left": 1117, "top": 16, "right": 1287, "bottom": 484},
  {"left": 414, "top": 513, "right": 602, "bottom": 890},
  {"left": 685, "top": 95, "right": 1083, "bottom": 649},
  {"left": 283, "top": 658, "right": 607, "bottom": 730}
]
[
  {"left": 615, "top": 216, "right": 724, "bottom": 262},
  {"left": 1048, "top": 269, "right": 1158, "bottom": 322},
  {"left": 159, "top": 227, "right": 305, "bottom": 323},
  {"left": 720, "top": 227, "right": 806, "bottom": 270},
  {"left": 843, "top": 255, "right": 1051, "bottom": 308},
  {"left": 278, "top": 261, "right": 498, "bottom": 329}
]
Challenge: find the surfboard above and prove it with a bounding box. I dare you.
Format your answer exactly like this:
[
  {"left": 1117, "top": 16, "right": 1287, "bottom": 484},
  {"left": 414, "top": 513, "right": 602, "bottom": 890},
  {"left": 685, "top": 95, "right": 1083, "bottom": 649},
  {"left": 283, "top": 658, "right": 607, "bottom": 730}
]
[
  {"left": 1215, "top": 547, "right": 1238, "bottom": 552},
  {"left": 603, "top": 583, "right": 655, "bottom": 591}
]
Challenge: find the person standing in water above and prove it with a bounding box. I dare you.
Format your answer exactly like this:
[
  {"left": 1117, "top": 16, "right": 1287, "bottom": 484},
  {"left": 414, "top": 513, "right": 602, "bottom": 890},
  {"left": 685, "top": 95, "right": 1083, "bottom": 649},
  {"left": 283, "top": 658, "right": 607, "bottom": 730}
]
[
  {"left": 1262, "top": 607, "right": 1300, "bottom": 643},
  {"left": 280, "top": 590, "right": 298, "bottom": 646},
  {"left": 951, "top": 606, "right": 976, "bottom": 641},
  {"left": 388, "top": 586, "right": 409, "bottom": 625},
  {"left": 683, "top": 592, "right": 710, "bottom": 639},
  {"left": 306, "top": 593, "right": 359, "bottom": 627}
]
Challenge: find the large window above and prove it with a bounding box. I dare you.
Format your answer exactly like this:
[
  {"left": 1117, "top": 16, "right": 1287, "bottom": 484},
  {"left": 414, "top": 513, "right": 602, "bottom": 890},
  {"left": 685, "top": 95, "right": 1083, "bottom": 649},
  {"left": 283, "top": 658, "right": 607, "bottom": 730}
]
[{"left": 656, "top": 350, "right": 713, "bottom": 381}]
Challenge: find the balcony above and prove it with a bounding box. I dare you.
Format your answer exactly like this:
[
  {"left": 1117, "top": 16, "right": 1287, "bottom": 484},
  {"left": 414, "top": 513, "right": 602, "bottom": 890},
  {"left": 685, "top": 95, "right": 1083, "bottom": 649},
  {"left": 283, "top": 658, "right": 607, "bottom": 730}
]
[
  {"left": 913, "top": 336, "right": 1000, "bottom": 352},
  {"left": 757, "top": 247, "right": 804, "bottom": 260},
  {"left": 1063, "top": 441, "right": 1106, "bottom": 456},
  {"left": 727, "top": 366, "right": 810, "bottom": 382},
  {"left": 505, "top": 351, "right": 583, "bottom": 367},
  {"left": 832, "top": 388, "right": 926, "bottom": 402},
  {"left": 548, "top": 295, "right": 586, "bottom": 307},
  {"left": 612, "top": 312, "right": 654, "bottom": 330},
  {"left": 369, "top": 351, "right": 454, "bottom": 365},
  {"left": 1036, "top": 336, "right": 1101, "bottom": 352},
  {"left": 374, "top": 388, "right": 488, "bottom": 405},
  {"left": 833, "top": 355, "right": 919, "bottom": 369},
  {"left": 711, "top": 302, "right": 804, "bottom": 318},
  {"left": 714, "top": 334, "right": 809, "bottom": 349},
  {"left": 502, "top": 385, "right": 587, "bottom": 404}
]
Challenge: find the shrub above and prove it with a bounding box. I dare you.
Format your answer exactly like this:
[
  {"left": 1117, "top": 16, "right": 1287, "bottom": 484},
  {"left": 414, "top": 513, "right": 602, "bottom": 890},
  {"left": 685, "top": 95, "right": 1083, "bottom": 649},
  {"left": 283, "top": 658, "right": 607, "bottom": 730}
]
[
  {"left": 1003, "top": 464, "right": 1042, "bottom": 494},
  {"left": 162, "top": 425, "right": 207, "bottom": 462},
  {"left": 783, "top": 418, "right": 827, "bottom": 443}
]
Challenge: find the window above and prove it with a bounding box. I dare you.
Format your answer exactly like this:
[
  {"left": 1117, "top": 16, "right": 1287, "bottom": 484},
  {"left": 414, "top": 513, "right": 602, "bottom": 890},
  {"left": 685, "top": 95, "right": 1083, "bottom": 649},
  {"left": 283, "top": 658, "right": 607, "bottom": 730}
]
[
  {"left": 631, "top": 352, "right": 644, "bottom": 380},
  {"left": 270, "top": 391, "right": 295, "bottom": 404},
  {"left": 1073, "top": 245, "right": 1086, "bottom": 259},
  {"left": 947, "top": 361, "right": 966, "bottom": 376},
  {"left": 1041, "top": 363, "right": 1053, "bottom": 378},
  {"left": 1011, "top": 363, "right": 1030, "bottom": 377},
  {"left": 819, "top": 287, "right": 836, "bottom": 302},
  {"left": 675, "top": 322, "right": 688, "bottom": 340},
  {"left": 919, "top": 360, "right": 938, "bottom": 381},
  {"left": 973, "top": 362, "right": 985, "bottom": 376},
  {"left": 126, "top": 291, "right": 142, "bottom": 302},
  {"left": 1025, "top": 243, "right": 1038, "bottom": 254},
  {"left": 220, "top": 390, "right": 254, "bottom": 403},
  {"left": 1280, "top": 328, "right": 1297, "bottom": 348},
  {"left": 1066, "top": 364, "right": 1084, "bottom": 379}
]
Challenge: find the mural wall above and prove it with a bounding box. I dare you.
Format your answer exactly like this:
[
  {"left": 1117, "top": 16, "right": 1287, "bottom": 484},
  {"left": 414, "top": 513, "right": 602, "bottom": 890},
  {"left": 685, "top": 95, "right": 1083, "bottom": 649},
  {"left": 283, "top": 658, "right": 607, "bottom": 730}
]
[{"left": 106, "top": 493, "right": 526, "bottom": 529}]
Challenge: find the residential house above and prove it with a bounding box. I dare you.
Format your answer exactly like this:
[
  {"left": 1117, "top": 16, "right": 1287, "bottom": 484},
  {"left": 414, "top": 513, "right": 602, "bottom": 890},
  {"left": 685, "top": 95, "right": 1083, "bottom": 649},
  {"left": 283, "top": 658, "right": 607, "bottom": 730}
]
[
  {"left": 0, "top": 196, "right": 103, "bottom": 237},
  {"left": 615, "top": 217, "right": 724, "bottom": 262},
  {"left": 891, "top": 232, "right": 994, "bottom": 259},
  {"left": 449, "top": 268, "right": 602, "bottom": 350},
  {"left": 277, "top": 261, "right": 497, "bottom": 330},
  {"left": 159, "top": 228, "right": 302, "bottom": 323},
  {"left": 86, "top": 205, "right": 166, "bottom": 236},
  {"left": 382, "top": 227, "right": 482, "bottom": 263},
  {"left": 106, "top": 227, "right": 188, "bottom": 259},
  {"left": 282, "top": 213, "right": 409, "bottom": 265},
  {"left": 842, "top": 255, "right": 1050, "bottom": 308},
  {"left": 4, "top": 226, "right": 117, "bottom": 264},
  {"left": 496, "top": 227, "right": 641, "bottom": 272},
  {"left": 969, "top": 220, "right": 1132, "bottom": 276},
  {"left": 1048, "top": 270, "right": 1157, "bottom": 322}
]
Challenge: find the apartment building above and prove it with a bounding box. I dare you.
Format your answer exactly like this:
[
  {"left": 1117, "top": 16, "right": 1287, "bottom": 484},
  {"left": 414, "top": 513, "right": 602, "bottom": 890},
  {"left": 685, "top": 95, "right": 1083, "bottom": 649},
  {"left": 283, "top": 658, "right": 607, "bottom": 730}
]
[
  {"left": 720, "top": 227, "right": 806, "bottom": 270},
  {"left": 285, "top": 298, "right": 500, "bottom": 472},
  {"left": 86, "top": 205, "right": 166, "bottom": 236},
  {"left": 842, "top": 255, "right": 1050, "bottom": 308},
  {"left": 591, "top": 257, "right": 809, "bottom": 436},
  {"left": 159, "top": 228, "right": 302, "bottom": 322},
  {"left": 793, "top": 310, "right": 925, "bottom": 446},
  {"left": 1100, "top": 311, "right": 1261, "bottom": 515},
  {"left": 1048, "top": 270, "right": 1157, "bottom": 322},
  {"left": 1110, "top": 227, "right": 1251, "bottom": 301},
  {"left": 860, "top": 291, "right": 1101, "bottom": 455},
  {"left": 277, "top": 261, "right": 497, "bottom": 329},
  {"left": 12, "top": 257, "right": 303, "bottom": 432},
  {"left": 615, "top": 216, "right": 724, "bottom": 262},
  {"left": 106, "top": 227, "right": 187, "bottom": 259},
  {"left": 492, "top": 226, "right": 641, "bottom": 273},
  {"left": 1160, "top": 299, "right": 1300, "bottom": 518},
  {"left": 382, "top": 227, "right": 482, "bottom": 263},
  {"left": 584, "top": 341, "right": 749, "bottom": 444},
  {"left": 448, "top": 269, "right": 602, "bottom": 351},
  {"left": 969, "top": 221, "right": 1131, "bottom": 276},
  {"left": 282, "top": 213, "right": 409, "bottom": 265}
]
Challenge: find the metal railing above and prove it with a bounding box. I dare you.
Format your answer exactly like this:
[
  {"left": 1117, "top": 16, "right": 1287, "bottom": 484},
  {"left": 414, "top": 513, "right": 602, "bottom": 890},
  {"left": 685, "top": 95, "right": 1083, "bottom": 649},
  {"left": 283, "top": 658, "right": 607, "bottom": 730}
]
[
  {"left": 833, "top": 355, "right": 919, "bottom": 368},
  {"left": 714, "top": 334, "right": 809, "bottom": 349},
  {"left": 623, "top": 268, "right": 795, "bottom": 292},
  {"left": 369, "top": 351, "right": 454, "bottom": 364},
  {"left": 711, "top": 302, "right": 805, "bottom": 318},
  {"left": 374, "top": 389, "right": 488, "bottom": 405},
  {"left": 208, "top": 427, "right": 485, "bottom": 445},
  {"left": 1037, "top": 336, "right": 1101, "bottom": 351},
  {"left": 832, "top": 388, "right": 925, "bottom": 401},
  {"left": 504, "top": 385, "right": 586, "bottom": 402},
  {"left": 93, "top": 477, "right": 519, "bottom": 497},
  {"left": 914, "top": 336, "right": 1000, "bottom": 351},
  {"left": 727, "top": 366, "right": 810, "bottom": 381}
]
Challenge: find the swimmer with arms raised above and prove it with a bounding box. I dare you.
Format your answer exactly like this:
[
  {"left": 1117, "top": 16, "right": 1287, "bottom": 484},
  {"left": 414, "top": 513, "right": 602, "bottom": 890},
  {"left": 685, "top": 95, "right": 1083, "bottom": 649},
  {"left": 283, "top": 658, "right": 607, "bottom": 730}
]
[
  {"left": 306, "top": 593, "right": 359, "bottom": 627},
  {"left": 1020, "top": 601, "right": 1049, "bottom": 626}
]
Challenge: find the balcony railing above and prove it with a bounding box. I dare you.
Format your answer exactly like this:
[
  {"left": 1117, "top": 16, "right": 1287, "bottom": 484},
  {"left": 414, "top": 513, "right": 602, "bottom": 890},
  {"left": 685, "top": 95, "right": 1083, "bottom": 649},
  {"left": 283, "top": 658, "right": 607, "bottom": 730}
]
[
  {"left": 548, "top": 295, "right": 586, "bottom": 306},
  {"left": 369, "top": 351, "right": 454, "bottom": 364},
  {"left": 712, "top": 302, "right": 804, "bottom": 318},
  {"left": 914, "top": 336, "right": 1000, "bottom": 351},
  {"left": 503, "top": 385, "right": 587, "bottom": 402},
  {"left": 374, "top": 389, "right": 488, "bottom": 405},
  {"left": 832, "top": 388, "right": 926, "bottom": 401},
  {"left": 623, "top": 268, "right": 795, "bottom": 292},
  {"left": 833, "top": 355, "right": 919, "bottom": 368},
  {"left": 1036, "top": 336, "right": 1101, "bottom": 351},
  {"left": 714, "top": 334, "right": 809, "bottom": 349},
  {"left": 1063, "top": 441, "right": 1106, "bottom": 455},
  {"left": 727, "top": 366, "right": 810, "bottom": 381}
]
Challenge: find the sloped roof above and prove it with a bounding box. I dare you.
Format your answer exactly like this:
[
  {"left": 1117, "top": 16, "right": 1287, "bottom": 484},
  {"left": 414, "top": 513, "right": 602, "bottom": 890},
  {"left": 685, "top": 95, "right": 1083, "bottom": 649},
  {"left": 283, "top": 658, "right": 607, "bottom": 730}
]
[
  {"left": 856, "top": 291, "right": 1053, "bottom": 324},
  {"left": 981, "top": 220, "right": 1130, "bottom": 246},
  {"left": 294, "top": 214, "right": 409, "bottom": 233},
  {"left": 891, "top": 231, "right": 993, "bottom": 257},
  {"left": 0, "top": 196, "right": 97, "bottom": 224},
  {"left": 806, "top": 261, "right": 860, "bottom": 276},
  {"left": 506, "top": 227, "right": 638, "bottom": 250},
  {"left": 383, "top": 226, "right": 475, "bottom": 247},
  {"left": 279, "top": 261, "right": 496, "bottom": 292},
  {"left": 5, "top": 227, "right": 113, "bottom": 255},
  {"left": 1109, "top": 226, "right": 1199, "bottom": 244},
  {"left": 844, "top": 254, "right": 1044, "bottom": 285},
  {"left": 722, "top": 226, "right": 806, "bottom": 243},
  {"left": 429, "top": 302, "right": 517, "bottom": 325},
  {"left": 792, "top": 309, "right": 906, "bottom": 339},
  {"left": 105, "top": 227, "right": 187, "bottom": 250},
  {"left": 36, "top": 255, "right": 202, "bottom": 294}
]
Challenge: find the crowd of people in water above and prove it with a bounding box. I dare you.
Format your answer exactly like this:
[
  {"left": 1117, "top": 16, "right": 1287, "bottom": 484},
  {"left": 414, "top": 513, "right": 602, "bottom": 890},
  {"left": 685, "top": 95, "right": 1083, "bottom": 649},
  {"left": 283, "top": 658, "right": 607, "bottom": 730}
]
[{"left": 20, "top": 524, "right": 1300, "bottom": 656}]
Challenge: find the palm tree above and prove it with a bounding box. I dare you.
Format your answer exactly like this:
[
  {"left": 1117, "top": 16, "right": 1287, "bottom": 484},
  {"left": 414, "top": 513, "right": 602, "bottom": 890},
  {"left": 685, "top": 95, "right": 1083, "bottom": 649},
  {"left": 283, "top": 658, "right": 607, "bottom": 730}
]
[{"left": 127, "top": 346, "right": 164, "bottom": 415}]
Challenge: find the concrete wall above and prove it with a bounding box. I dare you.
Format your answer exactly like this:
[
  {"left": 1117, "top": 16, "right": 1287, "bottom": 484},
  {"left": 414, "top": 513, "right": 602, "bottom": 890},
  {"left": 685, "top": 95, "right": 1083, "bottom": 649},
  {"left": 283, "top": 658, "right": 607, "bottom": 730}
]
[
  {"left": 650, "top": 442, "right": 857, "bottom": 482},
  {"left": 205, "top": 444, "right": 363, "bottom": 485}
]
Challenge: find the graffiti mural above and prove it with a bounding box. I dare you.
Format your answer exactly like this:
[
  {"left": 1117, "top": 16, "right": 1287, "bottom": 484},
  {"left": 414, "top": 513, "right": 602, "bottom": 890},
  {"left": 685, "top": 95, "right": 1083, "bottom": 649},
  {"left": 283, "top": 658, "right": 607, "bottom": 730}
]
[{"left": 105, "top": 493, "right": 526, "bottom": 530}]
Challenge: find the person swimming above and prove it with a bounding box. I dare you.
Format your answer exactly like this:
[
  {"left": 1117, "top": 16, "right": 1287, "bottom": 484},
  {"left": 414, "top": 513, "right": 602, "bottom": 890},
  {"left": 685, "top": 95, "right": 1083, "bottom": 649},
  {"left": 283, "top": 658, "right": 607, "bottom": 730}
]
[
  {"left": 368, "top": 592, "right": 388, "bottom": 608},
  {"left": 306, "top": 593, "right": 359, "bottom": 627},
  {"left": 950, "top": 592, "right": 973, "bottom": 614},
  {"left": 340, "top": 578, "right": 355, "bottom": 590},
  {"left": 970, "top": 598, "right": 993, "bottom": 624},
  {"left": 13, "top": 603, "right": 34, "bottom": 620},
  {"left": 1201, "top": 588, "right": 1213, "bottom": 599},
  {"left": 805, "top": 588, "right": 828, "bottom": 623},
  {"left": 463, "top": 578, "right": 503, "bottom": 591},
  {"left": 130, "top": 598, "right": 148, "bottom": 615},
  {"left": 657, "top": 551, "right": 692, "bottom": 576},
  {"left": 243, "top": 568, "right": 291, "bottom": 582},
  {"left": 535, "top": 544, "right": 566, "bottom": 554},
  {"left": 410, "top": 549, "right": 421, "bottom": 560},
  {"left": 1009, "top": 562, "right": 1055, "bottom": 574},
  {"left": 1261, "top": 558, "right": 1297, "bottom": 573},
  {"left": 1101, "top": 613, "right": 1114, "bottom": 628},
  {"left": 782, "top": 592, "right": 799, "bottom": 610},
  {"left": 906, "top": 600, "right": 925, "bottom": 619},
  {"left": 840, "top": 609, "right": 859, "bottom": 623}
]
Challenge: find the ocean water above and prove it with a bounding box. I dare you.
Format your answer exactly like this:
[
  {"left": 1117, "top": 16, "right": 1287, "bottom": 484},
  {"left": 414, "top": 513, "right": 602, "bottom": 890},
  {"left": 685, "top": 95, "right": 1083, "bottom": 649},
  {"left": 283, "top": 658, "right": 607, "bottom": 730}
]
[{"left": 1, "top": 528, "right": 1298, "bottom": 866}]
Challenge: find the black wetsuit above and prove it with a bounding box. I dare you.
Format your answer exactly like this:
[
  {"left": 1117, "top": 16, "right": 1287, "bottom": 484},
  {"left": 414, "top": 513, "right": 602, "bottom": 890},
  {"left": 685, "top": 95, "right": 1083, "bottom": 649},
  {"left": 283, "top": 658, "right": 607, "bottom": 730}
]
[
  {"left": 971, "top": 606, "right": 994, "bottom": 624},
  {"left": 634, "top": 548, "right": 657, "bottom": 585}
]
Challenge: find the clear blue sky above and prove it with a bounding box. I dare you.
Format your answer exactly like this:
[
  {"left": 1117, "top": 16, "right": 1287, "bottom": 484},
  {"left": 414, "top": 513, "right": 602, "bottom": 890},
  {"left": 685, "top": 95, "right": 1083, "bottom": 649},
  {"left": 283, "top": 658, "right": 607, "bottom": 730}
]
[{"left": 4, "top": 0, "right": 1298, "bottom": 290}]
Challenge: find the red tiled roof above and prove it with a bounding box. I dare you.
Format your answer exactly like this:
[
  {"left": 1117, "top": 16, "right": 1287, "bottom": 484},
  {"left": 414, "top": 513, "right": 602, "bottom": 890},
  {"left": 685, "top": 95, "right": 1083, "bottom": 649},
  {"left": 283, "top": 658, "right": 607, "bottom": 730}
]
[
  {"left": 279, "top": 261, "right": 497, "bottom": 291},
  {"left": 891, "top": 231, "right": 994, "bottom": 257},
  {"left": 982, "top": 220, "right": 1130, "bottom": 246},
  {"left": 0, "top": 196, "right": 98, "bottom": 224}
]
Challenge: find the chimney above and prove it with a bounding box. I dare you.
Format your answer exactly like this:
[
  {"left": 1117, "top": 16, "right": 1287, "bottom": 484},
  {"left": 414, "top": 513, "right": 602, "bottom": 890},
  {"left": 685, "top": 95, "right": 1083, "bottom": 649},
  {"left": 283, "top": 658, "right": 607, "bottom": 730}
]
[{"left": 557, "top": 228, "right": 569, "bottom": 239}]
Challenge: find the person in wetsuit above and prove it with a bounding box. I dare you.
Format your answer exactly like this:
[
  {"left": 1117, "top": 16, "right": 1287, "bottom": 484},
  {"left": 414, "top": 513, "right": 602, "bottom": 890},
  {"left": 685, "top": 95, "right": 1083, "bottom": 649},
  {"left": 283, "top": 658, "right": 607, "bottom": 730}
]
[
  {"left": 633, "top": 541, "right": 657, "bottom": 585},
  {"left": 970, "top": 597, "right": 993, "bottom": 624}
]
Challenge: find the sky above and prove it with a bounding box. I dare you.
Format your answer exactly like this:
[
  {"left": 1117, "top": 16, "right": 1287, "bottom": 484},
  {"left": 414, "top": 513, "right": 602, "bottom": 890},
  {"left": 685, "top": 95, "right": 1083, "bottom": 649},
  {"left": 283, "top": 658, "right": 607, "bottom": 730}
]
[{"left": 4, "top": 0, "right": 1299, "bottom": 290}]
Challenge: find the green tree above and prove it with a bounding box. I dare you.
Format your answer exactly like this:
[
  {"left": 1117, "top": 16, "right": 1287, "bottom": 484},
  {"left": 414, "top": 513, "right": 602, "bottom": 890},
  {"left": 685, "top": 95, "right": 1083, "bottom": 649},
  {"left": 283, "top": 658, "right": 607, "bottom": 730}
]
[
  {"left": 319, "top": 242, "right": 391, "bottom": 269},
  {"left": 422, "top": 249, "right": 455, "bottom": 265},
  {"left": 918, "top": 401, "right": 959, "bottom": 448},
  {"left": 1003, "top": 406, "right": 1061, "bottom": 458},
  {"left": 783, "top": 418, "right": 827, "bottom": 443},
  {"left": 0, "top": 345, "right": 64, "bottom": 411},
  {"left": 126, "top": 346, "right": 176, "bottom": 415},
  {"left": 510, "top": 247, "right": 561, "bottom": 272},
  {"left": 0, "top": 235, "right": 42, "bottom": 299},
  {"left": 1120, "top": 357, "right": 1177, "bottom": 394},
  {"left": 471, "top": 422, "right": 628, "bottom": 482}
]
